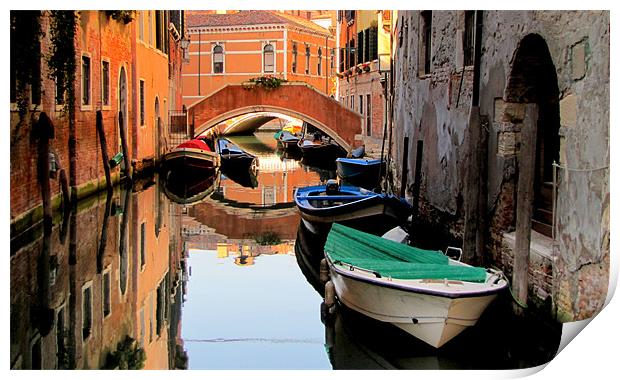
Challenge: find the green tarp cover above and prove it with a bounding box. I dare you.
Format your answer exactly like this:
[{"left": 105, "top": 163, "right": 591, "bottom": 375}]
[{"left": 325, "top": 223, "right": 487, "bottom": 282}]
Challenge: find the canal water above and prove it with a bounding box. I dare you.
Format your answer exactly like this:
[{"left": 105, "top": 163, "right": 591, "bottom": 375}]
[{"left": 10, "top": 130, "right": 561, "bottom": 370}]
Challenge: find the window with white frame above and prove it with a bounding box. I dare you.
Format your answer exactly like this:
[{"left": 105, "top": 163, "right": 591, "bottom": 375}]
[
  {"left": 213, "top": 45, "right": 224, "bottom": 73},
  {"left": 305, "top": 45, "right": 311, "bottom": 74},
  {"left": 317, "top": 48, "right": 322, "bottom": 76},
  {"left": 139, "top": 80, "right": 145, "bottom": 126},
  {"left": 263, "top": 43, "right": 275, "bottom": 73},
  {"left": 82, "top": 284, "right": 92, "bottom": 340},
  {"left": 102, "top": 60, "right": 110, "bottom": 107},
  {"left": 81, "top": 55, "right": 91, "bottom": 106},
  {"left": 292, "top": 43, "right": 297, "bottom": 73}
]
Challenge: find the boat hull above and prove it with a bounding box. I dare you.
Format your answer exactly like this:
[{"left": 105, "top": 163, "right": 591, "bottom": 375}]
[
  {"left": 336, "top": 159, "right": 384, "bottom": 189},
  {"left": 162, "top": 148, "right": 219, "bottom": 173},
  {"left": 298, "top": 141, "right": 347, "bottom": 165},
  {"left": 327, "top": 256, "right": 506, "bottom": 348}
]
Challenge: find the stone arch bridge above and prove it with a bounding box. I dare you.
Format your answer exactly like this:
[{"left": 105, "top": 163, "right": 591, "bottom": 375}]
[{"left": 187, "top": 82, "right": 363, "bottom": 152}]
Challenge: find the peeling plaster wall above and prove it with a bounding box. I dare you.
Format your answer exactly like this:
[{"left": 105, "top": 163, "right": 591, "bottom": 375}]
[{"left": 391, "top": 10, "right": 609, "bottom": 320}]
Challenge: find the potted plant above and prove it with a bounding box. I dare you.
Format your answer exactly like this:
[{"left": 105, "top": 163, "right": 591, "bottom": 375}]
[
  {"left": 362, "top": 63, "right": 371, "bottom": 72},
  {"left": 355, "top": 66, "right": 363, "bottom": 74}
]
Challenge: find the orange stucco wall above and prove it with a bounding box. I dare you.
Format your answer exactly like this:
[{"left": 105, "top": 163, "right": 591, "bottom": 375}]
[{"left": 182, "top": 26, "right": 335, "bottom": 108}]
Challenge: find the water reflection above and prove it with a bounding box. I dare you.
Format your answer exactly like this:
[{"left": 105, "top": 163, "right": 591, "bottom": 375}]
[
  {"left": 10, "top": 182, "right": 187, "bottom": 369},
  {"left": 169, "top": 131, "right": 333, "bottom": 369}
]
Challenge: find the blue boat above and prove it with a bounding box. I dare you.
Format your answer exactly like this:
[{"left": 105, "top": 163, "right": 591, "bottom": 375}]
[
  {"left": 336, "top": 157, "right": 385, "bottom": 189},
  {"left": 278, "top": 130, "right": 301, "bottom": 150},
  {"left": 294, "top": 181, "right": 412, "bottom": 224},
  {"left": 216, "top": 138, "right": 258, "bottom": 173}
]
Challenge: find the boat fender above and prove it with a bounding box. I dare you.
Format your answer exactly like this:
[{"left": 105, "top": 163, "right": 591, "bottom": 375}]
[
  {"left": 319, "top": 259, "right": 330, "bottom": 283},
  {"left": 324, "top": 281, "right": 336, "bottom": 307},
  {"left": 325, "top": 179, "right": 339, "bottom": 195}
]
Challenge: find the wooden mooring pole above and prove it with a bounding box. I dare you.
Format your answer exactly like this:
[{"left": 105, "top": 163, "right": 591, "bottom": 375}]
[
  {"left": 118, "top": 111, "right": 132, "bottom": 182},
  {"left": 513, "top": 103, "right": 539, "bottom": 310},
  {"left": 400, "top": 136, "right": 409, "bottom": 198},
  {"left": 96, "top": 111, "right": 113, "bottom": 192},
  {"left": 412, "top": 140, "right": 424, "bottom": 219},
  {"left": 35, "top": 113, "right": 53, "bottom": 237},
  {"left": 463, "top": 107, "right": 482, "bottom": 265}
]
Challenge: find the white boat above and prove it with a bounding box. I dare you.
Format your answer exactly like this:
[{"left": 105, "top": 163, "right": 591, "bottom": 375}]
[{"left": 324, "top": 223, "right": 508, "bottom": 348}]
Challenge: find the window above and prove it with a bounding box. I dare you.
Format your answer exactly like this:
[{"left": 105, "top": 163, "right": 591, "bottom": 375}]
[
  {"left": 348, "top": 39, "right": 355, "bottom": 69},
  {"left": 82, "top": 285, "right": 92, "bottom": 340},
  {"left": 317, "top": 48, "right": 322, "bottom": 76},
  {"left": 139, "top": 11, "right": 144, "bottom": 41},
  {"left": 369, "top": 27, "right": 378, "bottom": 61},
  {"left": 148, "top": 11, "right": 152, "bottom": 46},
  {"left": 155, "top": 10, "right": 162, "bottom": 51},
  {"left": 305, "top": 45, "right": 310, "bottom": 74},
  {"left": 366, "top": 94, "right": 372, "bottom": 136},
  {"left": 330, "top": 48, "right": 335, "bottom": 74},
  {"left": 420, "top": 11, "right": 432, "bottom": 75},
  {"left": 81, "top": 55, "right": 91, "bottom": 106},
  {"left": 102, "top": 60, "right": 110, "bottom": 107},
  {"left": 139, "top": 80, "right": 145, "bottom": 126},
  {"left": 350, "top": 95, "right": 354, "bottom": 110},
  {"left": 55, "top": 77, "right": 64, "bottom": 105},
  {"left": 292, "top": 43, "right": 297, "bottom": 73},
  {"left": 357, "top": 31, "right": 364, "bottom": 64},
  {"left": 213, "top": 45, "right": 224, "bottom": 73},
  {"left": 364, "top": 29, "right": 370, "bottom": 63},
  {"left": 103, "top": 270, "right": 111, "bottom": 317},
  {"left": 263, "top": 43, "right": 275, "bottom": 73},
  {"left": 463, "top": 11, "right": 475, "bottom": 66},
  {"left": 140, "top": 222, "right": 146, "bottom": 268}
]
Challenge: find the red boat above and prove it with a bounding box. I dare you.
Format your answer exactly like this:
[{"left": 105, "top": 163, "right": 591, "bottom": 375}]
[{"left": 162, "top": 136, "right": 220, "bottom": 176}]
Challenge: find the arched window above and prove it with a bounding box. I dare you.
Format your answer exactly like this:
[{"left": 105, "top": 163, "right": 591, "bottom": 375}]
[
  {"left": 305, "top": 45, "right": 311, "bottom": 74},
  {"left": 292, "top": 43, "right": 297, "bottom": 73},
  {"left": 317, "top": 48, "right": 322, "bottom": 76},
  {"left": 213, "top": 45, "right": 223, "bottom": 73},
  {"left": 263, "top": 43, "right": 275, "bottom": 73}
]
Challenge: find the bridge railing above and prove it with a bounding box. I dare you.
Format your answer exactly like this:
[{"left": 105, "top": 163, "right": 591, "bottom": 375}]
[{"left": 167, "top": 110, "right": 189, "bottom": 151}]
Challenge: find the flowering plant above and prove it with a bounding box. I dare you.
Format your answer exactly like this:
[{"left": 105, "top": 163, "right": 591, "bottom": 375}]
[{"left": 248, "top": 75, "right": 286, "bottom": 89}]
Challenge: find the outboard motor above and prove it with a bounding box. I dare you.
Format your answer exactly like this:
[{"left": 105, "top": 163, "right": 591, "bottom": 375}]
[{"left": 325, "top": 179, "right": 339, "bottom": 195}]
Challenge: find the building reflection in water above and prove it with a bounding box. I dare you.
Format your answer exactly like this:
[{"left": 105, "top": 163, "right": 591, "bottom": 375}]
[{"left": 10, "top": 180, "right": 188, "bottom": 369}]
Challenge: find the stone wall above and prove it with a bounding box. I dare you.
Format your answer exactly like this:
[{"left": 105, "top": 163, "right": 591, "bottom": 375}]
[{"left": 390, "top": 10, "right": 609, "bottom": 321}]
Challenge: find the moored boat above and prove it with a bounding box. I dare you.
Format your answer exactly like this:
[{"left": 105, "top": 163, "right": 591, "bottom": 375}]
[
  {"left": 162, "top": 136, "right": 220, "bottom": 175},
  {"left": 294, "top": 181, "right": 411, "bottom": 224},
  {"left": 297, "top": 134, "right": 347, "bottom": 165},
  {"left": 216, "top": 137, "right": 259, "bottom": 173},
  {"left": 336, "top": 157, "right": 385, "bottom": 189},
  {"left": 278, "top": 130, "right": 301, "bottom": 150},
  {"left": 324, "top": 223, "right": 508, "bottom": 348}
]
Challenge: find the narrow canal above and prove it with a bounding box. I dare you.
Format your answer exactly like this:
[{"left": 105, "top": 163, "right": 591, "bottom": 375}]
[{"left": 10, "top": 130, "right": 561, "bottom": 370}]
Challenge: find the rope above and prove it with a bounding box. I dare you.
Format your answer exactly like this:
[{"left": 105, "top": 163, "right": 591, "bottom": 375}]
[
  {"left": 552, "top": 162, "right": 608, "bottom": 172},
  {"left": 501, "top": 272, "right": 528, "bottom": 309}
]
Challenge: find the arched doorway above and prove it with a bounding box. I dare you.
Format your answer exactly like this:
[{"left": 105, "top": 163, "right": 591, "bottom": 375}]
[{"left": 505, "top": 34, "right": 560, "bottom": 237}]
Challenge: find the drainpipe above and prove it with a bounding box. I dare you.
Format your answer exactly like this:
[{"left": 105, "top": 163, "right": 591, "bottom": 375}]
[
  {"left": 325, "top": 34, "right": 329, "bottom": 93},
  {"left": 198, "top": 29, "right": 201, "bottom": 96},
  {"left": 283, "top": 28, "right": 288, "bottom": 80}
]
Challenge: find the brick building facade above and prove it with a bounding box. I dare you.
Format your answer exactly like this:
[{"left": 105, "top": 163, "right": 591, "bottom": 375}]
[
  {"left": 10, "top": 11, "right": 187, "bottom": 237},
  {"left": 182, "top": 11, "right": 336, "bottom": 108},
  {"left": 336, "top": 10, "right": 390, "bottom": 150}
]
